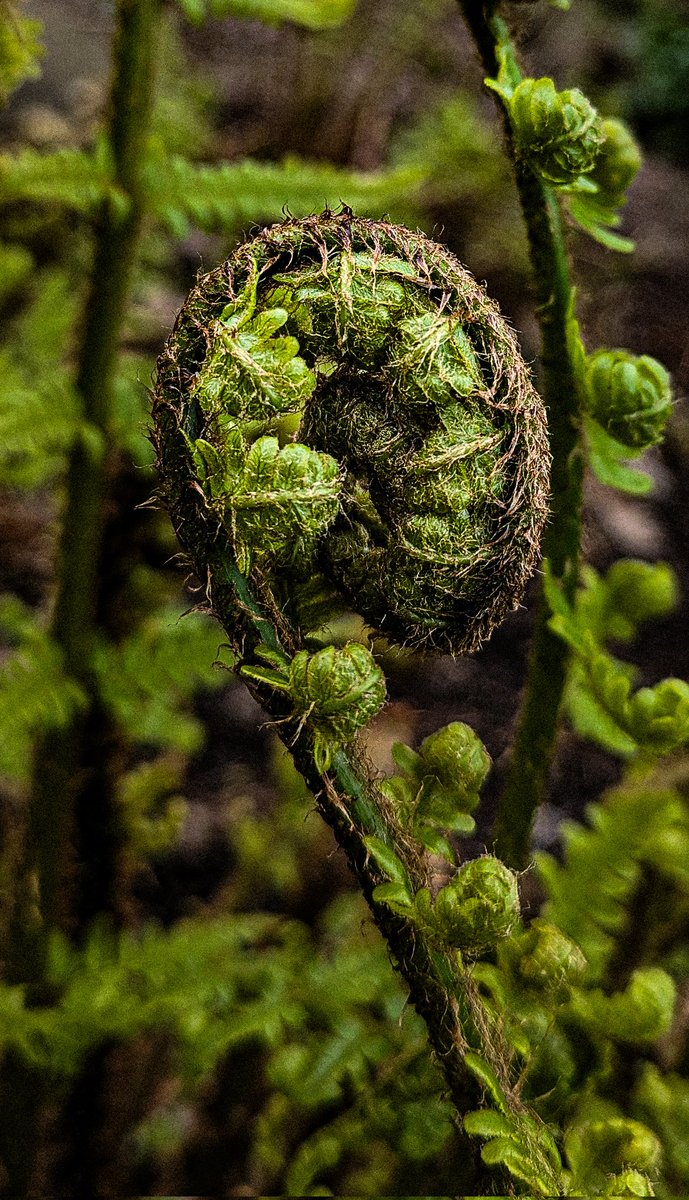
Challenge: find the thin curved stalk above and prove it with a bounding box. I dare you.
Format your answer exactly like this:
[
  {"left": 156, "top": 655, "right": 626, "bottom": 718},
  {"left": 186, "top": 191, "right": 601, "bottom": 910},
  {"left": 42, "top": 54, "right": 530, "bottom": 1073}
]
[{"left": 457, "top": 2, "right": 584, "bottom": 868}]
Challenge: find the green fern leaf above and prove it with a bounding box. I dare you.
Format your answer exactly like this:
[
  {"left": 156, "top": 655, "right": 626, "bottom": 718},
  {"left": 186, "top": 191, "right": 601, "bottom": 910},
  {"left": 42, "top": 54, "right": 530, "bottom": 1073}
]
[
  {"left": 0, "top": 599, "right": 87, "bottom": 782},
  {"left": 146, "top": 154, "right": 421, "bottom": 238},
  {"left": 0, "top": 143, "right": 123, "bottom": 214},
  {"left": 463, "top": 1109, "right": 516, "bottom": 1138},
  {"left": 464, "top": 1053, "right": 563, "bottom": 1194},
  {"left": 177, "top": 0, "right": 355, "bottom": 29}
]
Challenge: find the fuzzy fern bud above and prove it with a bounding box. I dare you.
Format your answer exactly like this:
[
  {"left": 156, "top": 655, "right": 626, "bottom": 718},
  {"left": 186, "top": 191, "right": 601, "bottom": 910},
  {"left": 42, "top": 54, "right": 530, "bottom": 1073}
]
[
  {"left": 153, "top": 212, "right": 549, "bottom": 655},
  {"left": 419, "top": 722, "right": 490, "bottom": 807},
  {"left": 288, "top": 644, "right": 386, "bottom": 772},
  {"left": 585, "top": 349, "right": 672, "bottom": 450},
  {"left": 502, "top": 919, "right": 586, "bottom": 1000},
  {"left": 434, "top": 856, "right": 520, "bottom": 956},
  {"left": 508, "top": 77, "right": 603, "bottom": 186}
]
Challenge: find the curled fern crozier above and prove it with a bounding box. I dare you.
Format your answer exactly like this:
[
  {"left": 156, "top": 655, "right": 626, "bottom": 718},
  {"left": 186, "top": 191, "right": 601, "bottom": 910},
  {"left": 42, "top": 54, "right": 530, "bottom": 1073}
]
[{"left": 153, "top": 212, "right": 549, "bottom": 654}]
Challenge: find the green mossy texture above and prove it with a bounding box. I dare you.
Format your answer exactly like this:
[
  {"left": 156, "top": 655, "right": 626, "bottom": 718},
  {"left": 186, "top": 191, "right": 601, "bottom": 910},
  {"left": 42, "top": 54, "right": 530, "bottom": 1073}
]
[{"left": 154, "top": 211, "right": 549, "bottom": 654}]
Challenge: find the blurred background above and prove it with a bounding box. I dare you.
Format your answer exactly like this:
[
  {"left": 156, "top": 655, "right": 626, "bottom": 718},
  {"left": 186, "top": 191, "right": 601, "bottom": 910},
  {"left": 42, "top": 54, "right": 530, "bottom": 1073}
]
[{"left": 0, "top": 0, "right": 688, "bottom": 1192}]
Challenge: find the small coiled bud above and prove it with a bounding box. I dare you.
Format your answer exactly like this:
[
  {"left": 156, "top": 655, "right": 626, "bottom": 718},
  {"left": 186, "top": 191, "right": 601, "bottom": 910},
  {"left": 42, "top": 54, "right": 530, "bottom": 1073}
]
[
  {"left": 509, "top": 919, "right": 586, "bottom": 999},
  {"left": 434, "top": 855, "right": 520, "bottom": 956},
  {"left": 419, "top": 721, "right": 491, "bottom": 810},
  {"left": 589, "top": 117, "right": 642, "bottom": 209},
  {"left": 585, "top": 349, "right": 672, "bottom": 449},
  {"left": 288, "top": 643, "right": 386, "bottom": 771},
  {"left": 509, "top": 77, "right": 603, "bottom": 186}
]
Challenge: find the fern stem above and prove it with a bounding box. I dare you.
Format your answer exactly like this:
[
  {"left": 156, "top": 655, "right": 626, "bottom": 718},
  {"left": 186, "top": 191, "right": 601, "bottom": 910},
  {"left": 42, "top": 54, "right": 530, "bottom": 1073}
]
[
  {"left": 22, "top": 0, "right": 159, "bottom": 956},
  {"left": 0, "top": 2, "right": 160, "bottom": 1190},
  {"left": 457, "top": 3, "right": 584, "bottom": 867},
  {"left": 57, "top": 0, "right": 158, "bottom": 660}
]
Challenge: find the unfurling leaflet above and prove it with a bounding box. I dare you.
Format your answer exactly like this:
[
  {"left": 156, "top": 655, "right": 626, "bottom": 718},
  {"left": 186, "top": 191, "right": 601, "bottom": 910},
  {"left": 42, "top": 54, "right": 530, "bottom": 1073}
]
[
  {"left": 590, "top": 118, "right": 643, "bottom": 210},
  {"left": 153, "top": 211, "right": 549, "bottom": 657},
  {"left": 584, "top": 349, "right": 673, "bottom": 451}
]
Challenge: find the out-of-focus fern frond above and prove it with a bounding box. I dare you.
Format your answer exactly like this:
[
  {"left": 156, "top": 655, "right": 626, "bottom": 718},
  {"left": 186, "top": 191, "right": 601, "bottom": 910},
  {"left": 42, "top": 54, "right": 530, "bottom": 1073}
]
[
  {"left": 0, "top": 143, "right": 125, "bottom": 215},
  {"left": 0, "top": 597, "right": 87, "bottom": 783},
  {"left": 0, "top": 892, "right": 409, "bottom": 1085},
  {"left": 93, "top": 608, "right": 230, "bottom": 753},
  {"left": 0, "top": 1, "right": 43, "bottom": 105},
  {"left": 0, "top": 241, "right": 33, "bottom": 304},
  {"left": 635, "top": 1065, "right": 689, "bottom": 1189},
  {"left": 13, "top": 269, "right": 80, "bottom": 367},
  {"left": 146, "top": 154, "right": 421, "bottom": 238},
  {"left": 118, "top": 755, "right": 187, "bottom": 859},
  {"left": 0, "top": 144, "right": 420, "bottom": 236},
  {"left": 0, "top": 271, "right": 84, "bottom": 485},
  {"left": 0, "top": 357, "right": 81, "bottom": 487},
  {"left": 176, "top": 0, "right": 355, "bottom": 30},
  {"left": 538, "top": 782, "right": 689, "bottom": 983}
]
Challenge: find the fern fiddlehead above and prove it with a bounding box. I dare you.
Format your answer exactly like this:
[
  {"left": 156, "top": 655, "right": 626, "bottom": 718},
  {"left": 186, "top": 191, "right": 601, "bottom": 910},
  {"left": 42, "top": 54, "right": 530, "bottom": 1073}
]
[
  {"left": 152, "top": 210, "right": 556, "bottom": 1191},
  {"left": 154, "top": 211, "right": 549, "bottom": 656}
]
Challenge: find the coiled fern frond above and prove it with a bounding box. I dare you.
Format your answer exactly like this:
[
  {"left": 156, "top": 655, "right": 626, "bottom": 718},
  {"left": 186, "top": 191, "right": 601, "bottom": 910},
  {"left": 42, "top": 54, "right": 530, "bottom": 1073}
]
[
  {"left": 152, "top": 212, "right": 555, "bottom": 1191},
  {"left": 153, "top": 210, "right": 549, "bottom": 657}
]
